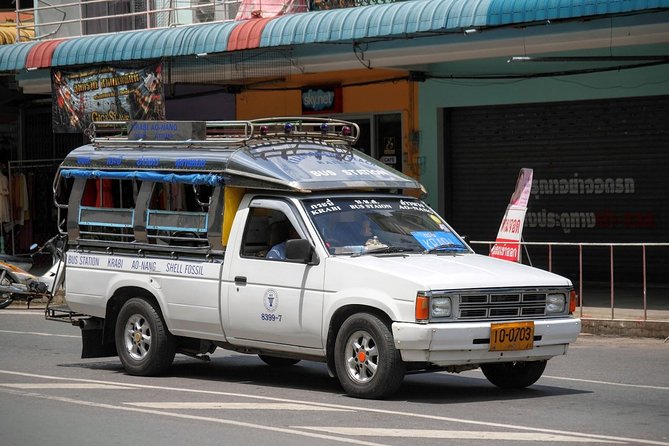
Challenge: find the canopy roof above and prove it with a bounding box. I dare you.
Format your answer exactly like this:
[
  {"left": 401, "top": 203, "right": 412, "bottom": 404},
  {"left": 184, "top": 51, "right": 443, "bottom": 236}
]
[{"left": 1, "top": 0, "right": 666, "bottom": 72}]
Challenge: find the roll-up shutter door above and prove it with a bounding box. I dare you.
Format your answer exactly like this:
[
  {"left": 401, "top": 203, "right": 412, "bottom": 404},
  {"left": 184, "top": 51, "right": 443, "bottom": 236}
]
[{"left": 443, "top": 95, "right": 669, "bottom": 284}]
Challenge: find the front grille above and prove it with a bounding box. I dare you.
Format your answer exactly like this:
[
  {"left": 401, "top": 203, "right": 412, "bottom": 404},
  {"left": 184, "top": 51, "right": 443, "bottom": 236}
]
[{"left": 457, "top": 290, "right": 547, "bottom": 320}]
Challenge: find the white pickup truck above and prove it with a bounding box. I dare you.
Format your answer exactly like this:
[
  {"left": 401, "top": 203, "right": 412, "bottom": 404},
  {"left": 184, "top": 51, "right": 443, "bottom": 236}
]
[{"left": 48, "top": 118, "right": 580, "bottom": 399}]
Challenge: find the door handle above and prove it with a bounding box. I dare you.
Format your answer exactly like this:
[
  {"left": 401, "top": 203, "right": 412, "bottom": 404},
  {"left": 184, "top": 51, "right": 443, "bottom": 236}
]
[{"left": 234, "top": 276, "right": 247, "bottom": 285}]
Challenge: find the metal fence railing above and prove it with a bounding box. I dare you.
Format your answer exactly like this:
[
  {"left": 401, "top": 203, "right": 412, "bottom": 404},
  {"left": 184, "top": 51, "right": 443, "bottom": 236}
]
[{"left": 469, "top": 241, "right": 669, "bottom": 322}]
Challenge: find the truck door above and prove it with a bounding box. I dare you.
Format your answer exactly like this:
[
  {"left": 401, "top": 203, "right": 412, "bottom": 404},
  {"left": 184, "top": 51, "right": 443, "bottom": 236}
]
[{"left": 223, "top": 198, "right": 325, "bottom": 349}]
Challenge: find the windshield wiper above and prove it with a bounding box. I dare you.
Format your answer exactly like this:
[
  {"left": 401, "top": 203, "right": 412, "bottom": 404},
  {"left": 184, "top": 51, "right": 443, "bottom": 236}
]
[
  {"left": 352, "top": 246, "right": 416, "bottom": 257},
  {"left": 423, "top": 243, "right": 468, "bottom": 254}
]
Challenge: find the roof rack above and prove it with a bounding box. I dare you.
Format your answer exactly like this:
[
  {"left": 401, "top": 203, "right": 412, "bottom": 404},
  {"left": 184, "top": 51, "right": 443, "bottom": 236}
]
[
  {"left": 85, "top": 118, "right": 360, "bottom": 149},
  {"left": 249, "top": 117, "right": 359, "bottom": 145}
]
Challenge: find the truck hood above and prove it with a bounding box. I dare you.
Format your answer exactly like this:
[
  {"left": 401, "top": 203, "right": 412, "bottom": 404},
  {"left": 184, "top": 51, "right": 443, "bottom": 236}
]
[{"left": 327, "top": 252, "right": 571, "bottom": 295}]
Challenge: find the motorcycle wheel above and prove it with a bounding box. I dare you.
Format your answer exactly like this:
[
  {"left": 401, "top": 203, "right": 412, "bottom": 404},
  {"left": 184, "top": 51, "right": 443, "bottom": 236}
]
[{"left": 0, "top": 275, "right": 15, "bottom": 309}]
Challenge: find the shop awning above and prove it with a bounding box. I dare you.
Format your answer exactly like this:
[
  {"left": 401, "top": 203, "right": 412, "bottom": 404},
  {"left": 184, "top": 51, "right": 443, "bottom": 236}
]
[
  {"left": 51, "top": 20, "right": 240, "bottom": 68},
  {"left": 0, "top": 0, "right": 667, "bottom": 72},
  {"left": 259, "top": 0, "right": 669, "bottom": 46},
  {"left": 0, "top": 41, "right": 37, "bottom": 71}
]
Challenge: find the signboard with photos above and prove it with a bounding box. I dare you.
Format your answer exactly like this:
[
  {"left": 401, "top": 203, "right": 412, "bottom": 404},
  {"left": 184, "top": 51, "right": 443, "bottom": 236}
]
[{"left": 52, "top": 62, "right": 166, "bottom": 133}]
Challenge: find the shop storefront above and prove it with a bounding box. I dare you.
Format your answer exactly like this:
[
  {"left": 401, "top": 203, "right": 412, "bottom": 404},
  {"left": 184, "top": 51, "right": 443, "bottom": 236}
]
[{"left": 417, "top": 64, "right": 669, "bottom": 283}]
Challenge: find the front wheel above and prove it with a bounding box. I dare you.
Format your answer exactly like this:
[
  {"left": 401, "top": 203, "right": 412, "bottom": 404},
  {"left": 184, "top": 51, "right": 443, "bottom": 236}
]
[
  {"left": 115, "top": 298, "right": 176, "bottom": 376},
  {"left": 0, "top": 274, "right": 15, "bottom": 309},
  {"left": 334, "top": 313, "right": 405, "bottom": 399},
  {"left": 481, "top": 360, "right": 547, "bottom": 388}
]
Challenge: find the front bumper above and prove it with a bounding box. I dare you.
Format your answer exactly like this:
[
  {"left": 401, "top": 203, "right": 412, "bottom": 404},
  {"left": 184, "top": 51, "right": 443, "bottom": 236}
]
[{"left": 392, "top": 317, "right": 581, "bottom": 366}]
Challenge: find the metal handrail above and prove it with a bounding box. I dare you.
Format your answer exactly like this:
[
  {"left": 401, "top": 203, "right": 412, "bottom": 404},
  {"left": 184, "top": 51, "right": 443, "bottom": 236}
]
[
  {"left": 14, "top": 0, "right": 243, "bottom": 41},
  {"left": 470, "top": 240, "right": 669, "bottom": 321}
]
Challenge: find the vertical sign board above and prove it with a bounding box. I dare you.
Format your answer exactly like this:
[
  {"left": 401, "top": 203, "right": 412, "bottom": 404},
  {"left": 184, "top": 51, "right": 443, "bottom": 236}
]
[{"left": 490, "top": 168, "right": 534, "bottom": 262}]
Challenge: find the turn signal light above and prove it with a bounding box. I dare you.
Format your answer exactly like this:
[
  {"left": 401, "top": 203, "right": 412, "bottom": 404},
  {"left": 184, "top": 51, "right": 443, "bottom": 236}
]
[
  {"left": 569, "top": 290, "right": 577, "bottom": 314},
  {"left": 415, "top": 294, "right": 429, "bottom": 322}
]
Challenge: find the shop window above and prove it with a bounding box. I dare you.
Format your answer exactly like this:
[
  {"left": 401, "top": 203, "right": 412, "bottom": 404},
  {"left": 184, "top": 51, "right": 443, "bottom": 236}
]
[{"left": 343, "top": 113, "right": 402, "bottom": 171}]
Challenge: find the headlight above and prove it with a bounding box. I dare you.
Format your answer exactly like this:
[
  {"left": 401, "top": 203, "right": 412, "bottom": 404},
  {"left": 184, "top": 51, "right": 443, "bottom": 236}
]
[
  {"left": 431, "top": 297, "right": 452, "bottom": 318},
  {"left": 546, "top": 293, "right": 566, "bottom": 314}
]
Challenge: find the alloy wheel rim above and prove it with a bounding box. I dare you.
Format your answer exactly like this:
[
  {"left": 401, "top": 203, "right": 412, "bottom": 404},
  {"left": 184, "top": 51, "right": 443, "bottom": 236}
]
[
  {"left": 344, "top": 330, "right": 379, "bottom": 383},
  {"left": 124, "top": 313, "right": 152, "bottom": 361}
]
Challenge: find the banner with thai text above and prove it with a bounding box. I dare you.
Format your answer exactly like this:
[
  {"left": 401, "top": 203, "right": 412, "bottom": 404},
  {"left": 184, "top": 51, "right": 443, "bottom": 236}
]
[
  {"left": 52, "top": 63, "right": 165, "bottom": 133},
  {"left": 490, "top": 168, "right": 534, "bottom": 262}
]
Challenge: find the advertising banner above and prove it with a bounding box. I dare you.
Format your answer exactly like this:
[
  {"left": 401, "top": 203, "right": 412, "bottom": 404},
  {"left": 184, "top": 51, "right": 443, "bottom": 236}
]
[
  {"left": 490, "top": 168, "right": 534, "bottom": 262},
  {"left": 301, "top": 87, "right": 342, "bottom": 114},
  {"left": 52, "top": 62, "right": 165, "bottom": 133}
]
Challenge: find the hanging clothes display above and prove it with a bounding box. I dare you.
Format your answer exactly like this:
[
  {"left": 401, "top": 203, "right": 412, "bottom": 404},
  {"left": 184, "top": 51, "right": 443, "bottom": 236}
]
[
  {"left": 0, "top": 170, "right": 10, "bottom": 224},
  {"left": 7, "top": 160, "right": 61, "bottom": 254}
]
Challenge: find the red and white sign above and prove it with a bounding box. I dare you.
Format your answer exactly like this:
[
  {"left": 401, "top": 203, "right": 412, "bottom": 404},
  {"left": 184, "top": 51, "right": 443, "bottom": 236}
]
[{"left": 490, "top": 168, "right": 533, "bottom": 262}]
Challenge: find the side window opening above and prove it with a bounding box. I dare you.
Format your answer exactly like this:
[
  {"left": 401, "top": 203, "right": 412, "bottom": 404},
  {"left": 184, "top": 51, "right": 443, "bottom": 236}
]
[
  {"left": 241, "top": 207, "right": 298, "bottom": 260},
  {"left": 78, "top": 178, "right": 138, "bottom": 242},
  {"left": 146, "top": 182, "right": 210, "bottom": 247}
]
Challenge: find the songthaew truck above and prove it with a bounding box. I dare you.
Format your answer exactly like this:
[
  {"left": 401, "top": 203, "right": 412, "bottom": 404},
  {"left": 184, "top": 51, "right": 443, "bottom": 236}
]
[{"left": 47, "top": 118, "right": 580, "bottom": 399}]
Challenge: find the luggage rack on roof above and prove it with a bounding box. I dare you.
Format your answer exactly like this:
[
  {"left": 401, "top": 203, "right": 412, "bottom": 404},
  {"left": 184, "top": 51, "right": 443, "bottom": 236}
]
[{"left": 86, "top": 117, "right": 360, "bottom": 148}]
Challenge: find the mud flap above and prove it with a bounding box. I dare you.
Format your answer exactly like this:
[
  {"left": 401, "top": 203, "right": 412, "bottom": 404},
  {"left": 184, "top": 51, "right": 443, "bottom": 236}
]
[{"left": 80, "top": 318, "right": 117, "bottom": 358}]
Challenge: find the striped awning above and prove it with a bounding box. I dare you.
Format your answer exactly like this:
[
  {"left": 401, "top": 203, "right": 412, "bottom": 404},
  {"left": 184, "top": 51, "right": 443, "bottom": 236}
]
[{"left": 0, "top": 0, "right": 666, "bottom": 72}]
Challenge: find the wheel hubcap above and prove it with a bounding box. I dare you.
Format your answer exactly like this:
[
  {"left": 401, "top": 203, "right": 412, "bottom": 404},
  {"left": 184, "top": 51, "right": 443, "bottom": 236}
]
[
  {"left": 124, "top": 314, "right": 151, "bottom": 361},
  {"left": 344, "top": 330, "right": 379, "bottom": 383}
]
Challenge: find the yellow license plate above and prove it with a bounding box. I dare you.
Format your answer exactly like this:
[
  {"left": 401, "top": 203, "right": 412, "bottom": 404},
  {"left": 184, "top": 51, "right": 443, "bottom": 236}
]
[{"left": 489, "top": 321, "right": 535, "bottom": 351}]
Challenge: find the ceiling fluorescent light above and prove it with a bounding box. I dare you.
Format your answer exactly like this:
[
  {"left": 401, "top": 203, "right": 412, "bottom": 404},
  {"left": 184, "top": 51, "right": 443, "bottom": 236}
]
[{"left": 508, "top": 55, "right": 669, "bottom": 63}]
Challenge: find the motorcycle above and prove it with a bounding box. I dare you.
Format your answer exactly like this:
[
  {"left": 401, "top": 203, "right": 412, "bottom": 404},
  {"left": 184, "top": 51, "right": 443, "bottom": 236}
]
[{"left": 0, "top": 234, "right": 66, "bottom": 309}]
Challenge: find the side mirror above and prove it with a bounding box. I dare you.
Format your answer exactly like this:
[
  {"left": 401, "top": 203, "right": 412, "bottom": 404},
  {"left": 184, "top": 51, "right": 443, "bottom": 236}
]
[
  {"left": 29, "top": 243, "right": 39, "bottom": 252},
  {"left": 285, "top": 239, "right": 318, "bottom": 264}
]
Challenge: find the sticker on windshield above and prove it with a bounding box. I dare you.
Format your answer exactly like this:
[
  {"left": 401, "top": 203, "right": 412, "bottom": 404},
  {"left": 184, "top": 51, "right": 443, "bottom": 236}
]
[
  {"left": 411, "top": 231, "right": 465, "bottom": 251},
  {"left": 308, "top": 198, "right": 342, "bottom": 216},
  {"left": 398, "top": 199, "right": 432, "bottom": 213}
]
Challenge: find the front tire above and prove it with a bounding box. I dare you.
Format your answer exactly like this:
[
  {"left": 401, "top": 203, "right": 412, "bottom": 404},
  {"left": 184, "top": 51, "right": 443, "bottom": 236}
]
[
  {"left": 481, "top": 360, "right": 547, "bottom": 388},
  {"left": 0, "top": 274, "right": 15, "bottom": 309},
  {"left": 115, "top": 298, "right": 176, "bottom": 376},
  {"left": 334, "top": 313, "right": 405, "bottom": 399}
]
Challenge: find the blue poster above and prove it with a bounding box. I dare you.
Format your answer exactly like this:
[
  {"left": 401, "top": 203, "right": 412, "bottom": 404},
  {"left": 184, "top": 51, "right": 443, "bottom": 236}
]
[{"left": 411, "top": 231, "right": 465, "bottom": 251}]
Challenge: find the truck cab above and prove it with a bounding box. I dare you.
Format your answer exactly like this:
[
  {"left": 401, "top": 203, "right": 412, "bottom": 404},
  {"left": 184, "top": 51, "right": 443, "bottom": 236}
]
[{"left": 49, "top": 118, "right": 580, "bottom": 399}]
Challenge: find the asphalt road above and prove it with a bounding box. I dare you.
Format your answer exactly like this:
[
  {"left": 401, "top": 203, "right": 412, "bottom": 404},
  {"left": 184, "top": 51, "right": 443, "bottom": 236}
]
[{"left": 0, "top": 309, "right": 667, "bottom": 446}]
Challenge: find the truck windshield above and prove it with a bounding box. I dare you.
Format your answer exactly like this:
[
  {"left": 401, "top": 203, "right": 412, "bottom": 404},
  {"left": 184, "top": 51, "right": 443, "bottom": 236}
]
[{"left": 302, "top": 197, "right": 469, "bottom": 255}]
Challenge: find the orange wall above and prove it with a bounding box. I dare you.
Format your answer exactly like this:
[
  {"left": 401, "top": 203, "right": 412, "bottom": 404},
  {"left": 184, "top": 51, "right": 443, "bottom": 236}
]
[{"left": 236, "top": 70, "right": 420, "bottom": 181}]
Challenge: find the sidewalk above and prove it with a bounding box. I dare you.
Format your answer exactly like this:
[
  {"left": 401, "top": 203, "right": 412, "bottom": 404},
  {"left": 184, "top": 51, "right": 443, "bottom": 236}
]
[{"left": 576, "top": 282, "right": 669, "bottom": 338}]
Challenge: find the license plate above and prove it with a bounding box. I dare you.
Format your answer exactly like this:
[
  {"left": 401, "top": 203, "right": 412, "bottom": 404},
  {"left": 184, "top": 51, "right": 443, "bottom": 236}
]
[{"left": 489, "top": 321, "right": 535, "bottom": 351}]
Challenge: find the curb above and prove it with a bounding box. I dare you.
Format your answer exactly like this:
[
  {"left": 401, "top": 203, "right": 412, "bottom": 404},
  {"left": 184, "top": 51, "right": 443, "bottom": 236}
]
[{"left": 581, "top": 319, "right": 669, "bottom": 339}]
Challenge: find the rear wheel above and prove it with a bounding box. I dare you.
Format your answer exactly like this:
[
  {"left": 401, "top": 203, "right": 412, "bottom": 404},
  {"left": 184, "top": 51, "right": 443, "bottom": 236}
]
[
  {"left": 334, "top": 313, "right": 405, "bottom": 399},
  {"left": 481, "top": 360, "right": 547, "bottom": 388},
  {"left": 0, "top": 274, "right": 15, "bottom": 309},
  {"left": 115, "top": 298, "right": 176, "bottom": 376},
  {"left": 258, "top": 355, "right": 300, "bottom": 367}
]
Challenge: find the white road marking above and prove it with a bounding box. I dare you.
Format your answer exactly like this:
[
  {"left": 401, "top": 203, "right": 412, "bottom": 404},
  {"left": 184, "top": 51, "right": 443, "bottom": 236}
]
[
  {"left": 543, "top": 375, "right": 669, "bottom": 391},
  {"left": 127, "top": 402, "right": 351, "bottom": 411},
  {"left": 1, "top": 369, "right": 667, "bottom": 446},
  {"left": 297, "top": 427, "right": 622, "bottom": 443},
  {"left": 0, "top": 387, "right": 387, "bottom": 446},
  {"left": 0, "top": 383, "right": 132, "bottom": 390},
  {"left": 0, "top": 329, "right": 78, "bottom": 338}
]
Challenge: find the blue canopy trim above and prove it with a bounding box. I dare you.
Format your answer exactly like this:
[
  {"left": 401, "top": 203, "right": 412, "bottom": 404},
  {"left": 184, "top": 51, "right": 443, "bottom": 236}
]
[{"left": 60, "top": 169, "right": 225, "bottom": 186}]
